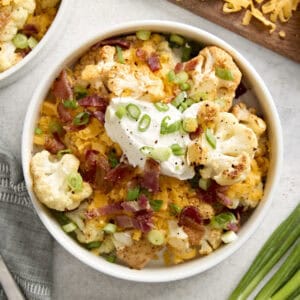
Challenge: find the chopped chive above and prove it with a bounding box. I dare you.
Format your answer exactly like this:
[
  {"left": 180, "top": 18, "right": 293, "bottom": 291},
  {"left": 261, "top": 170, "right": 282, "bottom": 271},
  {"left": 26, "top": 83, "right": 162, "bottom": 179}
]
[
  {"left": 86, "top": 241, "right": 101, "bottom": 249},
  {"left": 67, "top": 172, "right": 83, "bottom": 192},
  {"left": 215, "top": 67, "right": 234, "bottom": 81},
  {"left": 74, "top": 85, "right": 88, "bottom": 99},
  {"left": 171, "top": 92, "right": 187, "bottom": 108},
  {"left": 167, "top": 70, "right": 176, "bottom": 82},
  {"left": 34, "top": 127, "right": 43, "bottom": 135},
  {"left": 182, "top": 44, "right": 192, "bottom": 62},
  {"left": 169, "top": 203, "right": 181, "bottom": 216},
  {"left": 62, "top": 222, "right": 77, "bottom": 233},
  {"left": 73, "top": 112, "right": 90, "bottom": 126},
  {"left": 127, "top": 186, "right": 140, "bottom": 201},
  {"left": 170, "top": 144, "right": 185, "bottom": 156},
  {"left": 154, "top": 102, "right": 169, "bottom": 112},
  {"left": 174, "top": 71, "right": 189, "bottom": 84},
  {"left": 160, "top": 116, "right": 181, "bottom": 135},
  {"left": 28, "top": 36, "right": 38, "bottom": 49},
  {"left": 169, "top": 34, "right": 185, "bottom": 46},
  {"left": 105, "top": 254, "right": 116, "bottom": 263},
  {"left": 12, "top": 33, "right": 28, "bottom": 49},
  {"left": 115, "top": 105, "right": 126, "bottom": 119},
  {"left": 108, "top": 150, "right": 119, "bottom": 168},
  {"left": 149, "top": 199, "right": 163, "bottom": 211},
  {"left": 180, "top": 82, "right": 190, "bottom": 91},
  {"left": 103, "top": 223, "right": 117, "bottom": 234},
  {"left": 57, "top": 149, "right": 72, "bottom": 159},
  {"left": 205, "top": 128, "right": 217, "bottom": 149},
  {"left": 116, "top": 46, "right": 125, "bottom": 64},
  {"left": 126, "top": 104, "right": 141, "bottom": 121},
  {"left": 138, "top": 114, "right": 151, "bottom": 132},
  {"left": 63, "top": 99, "right": 78, "bottom": 109},
  {"left": 136, "top": 30, "right": 151, "bottom": 40}
]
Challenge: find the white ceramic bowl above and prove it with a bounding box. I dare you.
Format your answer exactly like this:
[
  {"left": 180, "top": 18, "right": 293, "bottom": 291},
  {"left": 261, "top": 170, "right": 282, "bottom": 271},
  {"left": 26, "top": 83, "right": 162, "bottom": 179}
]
[
  {"left": 22, "top": 21, "right": 283, "bottom": 282},
  {"left": 0, "top": 0, "right": 69, "bottom": 88}
]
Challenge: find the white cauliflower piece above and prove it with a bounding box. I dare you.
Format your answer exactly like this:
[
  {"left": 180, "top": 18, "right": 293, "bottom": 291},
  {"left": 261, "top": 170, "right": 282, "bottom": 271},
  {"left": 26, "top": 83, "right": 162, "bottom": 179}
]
[
  {"left": 31, "top": 150, "right": 92, "bottom": 211},
  {"left": 199, "top": 227, "right": 222, "bottom": 255},
  {"left": 186, "top": 46, "right": 242, "bottom": 111},
  {"left": 232, "top": 102, "right": 267, "bottom": 137},
  {"left": 167, "top": 220, "right": 189, "bottom": 251},
  {"left": 187, "top": 103, "right": 258, "bottom": 186},
  {"left": 0, "top": 41, "right": 22, "bottom": 72}
]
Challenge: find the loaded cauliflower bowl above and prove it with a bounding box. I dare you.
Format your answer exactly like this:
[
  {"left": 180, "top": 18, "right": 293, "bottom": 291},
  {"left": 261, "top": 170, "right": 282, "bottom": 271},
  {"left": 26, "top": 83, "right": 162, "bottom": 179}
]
[
  {"left": 0, "top": 0, "right": 66, "bottom": 86},
  {"left": 22, "top": 21, "right": 282, "bottom": 282}
]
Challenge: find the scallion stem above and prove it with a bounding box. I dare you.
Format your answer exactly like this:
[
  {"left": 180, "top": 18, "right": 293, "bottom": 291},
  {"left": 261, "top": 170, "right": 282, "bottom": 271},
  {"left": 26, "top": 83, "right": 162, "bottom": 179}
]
[
  {"left": 126, "top": 104, "right": 141, "bottom": 121},
  {"left": 138, "top": 114, "right": 151, "bottom": 132}
]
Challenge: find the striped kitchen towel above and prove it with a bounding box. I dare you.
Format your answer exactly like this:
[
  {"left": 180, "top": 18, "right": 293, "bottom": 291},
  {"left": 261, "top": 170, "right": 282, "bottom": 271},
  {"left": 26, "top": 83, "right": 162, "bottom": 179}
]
[{"left": 0, "top": 144, "right": 53, "bottom": 300}]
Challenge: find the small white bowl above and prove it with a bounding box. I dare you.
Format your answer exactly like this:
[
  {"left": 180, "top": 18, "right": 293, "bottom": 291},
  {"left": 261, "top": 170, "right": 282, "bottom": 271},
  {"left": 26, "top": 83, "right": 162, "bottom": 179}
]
[
  {"left": 22, "top": 21, "right": 283, "bottom": 282},
  {"left": 0, "top": 0, "right": 69, "bottom": 88}
]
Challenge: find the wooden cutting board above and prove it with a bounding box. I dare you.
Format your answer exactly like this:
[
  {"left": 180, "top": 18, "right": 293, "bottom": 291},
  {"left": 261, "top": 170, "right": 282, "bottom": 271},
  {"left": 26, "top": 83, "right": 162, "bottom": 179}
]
[{"left": 168, "top": 0, "right": 300, "bottom": 63}]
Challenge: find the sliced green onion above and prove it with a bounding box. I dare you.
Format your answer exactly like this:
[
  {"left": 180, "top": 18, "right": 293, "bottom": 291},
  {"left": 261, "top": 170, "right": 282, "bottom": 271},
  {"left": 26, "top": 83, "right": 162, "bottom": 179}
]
[
  {"left": 138, "top": 114, "right": 151, "bottom": 132},
  {"left": 170, "top": 144, "right": 185, "bottom": 156},
  {"left": 198, "top": 178, "right": 211, "bottom": 191},
  {"left": 180, "top": 82, "right": 190, "bottom": 91},
  {"left": 136, "top": 30, "right": 151, "bottom": 40},
  {"left": 67, "top": 172, "right": 83, "bottom": 192},
  {"left": 86, "top": 241, "right": 101, "bottom": 249},
  {"left": 182, "top": 44, "right": 192, "bottom": 62},
  {"left": 28, "top": 36, "right": 38, "bottom": 49},
  {"left": 167, "top": 70, "right": 176, "bottom": 82},
  {"left": 57, "top": 149, "right": 72, "bottom": 159},
  {"left": 182, "top": 118, "right": 198, "bottom": 133},
  {"left": 34, "top": 127, "right": 43, "bottom": 135},
  {"left": 108, "top": 150, "right": 119, "bottom": 168},
  {"left": 215, "top": 67, "right": 234, "bottom": 81},
  {"left": 210, "top": 212, "right": 237, "bottom": 230},
  {"left": 105, "top": 254, "right": 116, "bottom": 263},
  {"left": 174, "top": 71, "right": 189, "bottom": 84},
  {"left": 149, "top": 199, "right": 163, "bottom": 211},
  {"left": 116, "top": 46, "right": 125, "bottom": 64},
  {"left": 169, "top": 203, "right": 181, "bottom": 216},
  {"left": 160, "top": 116, "right": 181, "bottom": 135},
  {"left": 63, "top": 99, "right": 78, "bottom": 109},
  {"left": 126, "top": 103, "right": 141, "bottom": 121},
  {"left": 185, "top": 98, "right": 195, "bottom": 107},
  {"left": 169, "top": 34, "right": 185, "bottom": 46},
  {"left": 171, "top": 92, "right": 187, "bottom": 108},
  {"left": 115, "top": 105, "right": 126, "bottom": 119},
  {"left": 12, "top": 33, "right": 28, "bottom": 49},
  {"left": 205, "top": 128, "right": 217, "bottom": 149},
  {"left": 73, "top": 112, "right": 90, "bottom": 126},
  {"left": 127, "top": 186, "right": 140, "bottom": 201},
  {"left": 62, "top": 222, "right": 77, "bottom": 233},
  {"left": 74, "top": 85, "right": 88, "bottom": 99},
  {"left": 103, "top": 223, "right": 117, "bottom": 234},
  {"left": 154, "top": 102, "right": 169, "bottom": 112},
  {"left": 147, "top": 229, "right": 165, "bottom": 246},
  {"left": 150, "top": 147, "right": 172, "bottom": 162},
  {"left": 178, "top": 102, "right": 188, "bottom": 113},
  {"left": 49, "top": 121, "right": 63, "bottom": 135}
]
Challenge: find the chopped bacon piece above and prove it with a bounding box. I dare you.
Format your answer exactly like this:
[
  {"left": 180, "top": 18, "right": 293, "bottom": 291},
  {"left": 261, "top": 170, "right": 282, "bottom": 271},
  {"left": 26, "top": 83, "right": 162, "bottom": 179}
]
[
  {"left": 21, "top": 24, "right": 38, "bottom": 36},
  {"left": 78, "top": 95, "right": 108, "bottom": 111},
  {"left": 137, "top": 194, "right": 150, "bottom": 210},
  {"left": 57, "top": 102, "right": 72, "bottom": 123},
  {"left": 196, "top": 181, "right": 227, "bottom": 204},
  {"left": 121, "top": 201, "right": 140, "bottom": 212},
  {"left": 179, "top": 206, "right": 203, "bottom": 230},
  {"left": 44, "top": 135, "right": 65, "bottom": 154},
  {"left": 216, "top": 191, "right": 234, "bottom": 208},
  {"left": 174, "top": 62, "right": 184, "bottom": 73},
  {"left": 104, "top": 163, "right": 133, "bottom": 183},
  {"left": 85, "top": 202, "right": 123, "bottom": 219},
  {"left": 52, "top": 70, "right": 73, "bottom": 100},
  {"left": 63, "top": 123, "right": 85, "bottom": 132},
  {"left": 115, "top": 215, "right": 134, "bottom": 228},
  {"left": 189, "top": 125, "right": 203, "bottom": 140},
  {"left": 85, "top": 150, "right": 110, "bottom": 172},
  {"left": 132, "top": 210, "right": 153, "bottom": 232},
  {"left": 92, "top": 110, "right": 105, "bottom": 124},
  {"left": 184, "top": 58, "right": 198, "bottom": 72},
  {"left": 136, "top": 48, "right": 147, "bottom": 61},
  {"left": 140, "top": 158, "right": 160, "bottom": 193},
  {"left": 147, "top": 53, "right": 161, "bottom": 72},
  {"left": 92, "top": 38, "right": 131, "bottom": 50}
]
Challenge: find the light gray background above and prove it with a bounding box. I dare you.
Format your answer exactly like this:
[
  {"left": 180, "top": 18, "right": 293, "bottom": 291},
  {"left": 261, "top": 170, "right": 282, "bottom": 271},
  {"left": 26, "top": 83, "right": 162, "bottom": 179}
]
[{"left": 0, "top": 1, "right": 299, "bottom": 299}]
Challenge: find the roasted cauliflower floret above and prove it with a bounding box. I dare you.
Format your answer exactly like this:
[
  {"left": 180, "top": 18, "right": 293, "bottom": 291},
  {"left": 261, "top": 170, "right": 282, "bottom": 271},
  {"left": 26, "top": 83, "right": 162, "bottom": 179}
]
[
  {"left": 187, "top": 46, "right": 242, "bottom": 111},
  {"left": 31, "top": 150, "right": 92, "bottom": 211},
  {"left": 0, "top": 41, "right": 22, "bottom": 72},
  {"left": 199, "top": 227, "right": 222, "bottom": 256},
  {"left": 188, "top": 105, "right": 258, "bottom": 186},
  {"left": 167, "top": 220, "right": 189, "bottom": 251},
  {"left": 232, "top": 102, "right": 267, "bottom": 137}
]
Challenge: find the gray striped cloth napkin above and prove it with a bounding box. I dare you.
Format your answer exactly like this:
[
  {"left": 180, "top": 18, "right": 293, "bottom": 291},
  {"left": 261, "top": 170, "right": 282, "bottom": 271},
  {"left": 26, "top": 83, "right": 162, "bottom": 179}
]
[{"left": 0, "top": 143, "right": 53, "bottom": 300}]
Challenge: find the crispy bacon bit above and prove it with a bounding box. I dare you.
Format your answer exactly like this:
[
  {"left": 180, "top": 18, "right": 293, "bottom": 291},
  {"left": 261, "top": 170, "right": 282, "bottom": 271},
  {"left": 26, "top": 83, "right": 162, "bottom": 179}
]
[
  {"left": 136, "top": 48, "right": 147, "bottom": 61},
  {"left": 235, "top": 82, "right": 247, "bottom": 99},
  {"left": 63, "top": 123, "right": 84, "bottom": 132},
  {"left": 57, "top": 102, "right": 72, "bottom": 123},
  {"left": 92, "top": 110, "right": 105, "bottom": 124},
  {"left": 174, "top": 62, "right": 184, "bottom": 73},
  {"left": 121, "top": 201, "right": 140, "bottom": 212},
  {"left": 183, "top": 225, "right": 205, "bottom": 246},
  {"left": 92, "top": 38, "right": 131, "bottom": 50},
  {"left": 147, "top": 53, "right": 161, "bottom": 72},
  {"left": 216, "top": 191, "right": 233, "bottom": 208},
  {"left": 132, "top": 210, "right": 153, "bottom": 232},
  {"left": 179, "top": 206, "right": 203, "bottom": 230},
  {"left": 184, "top": 58, "right": 198, "bottom": 72},
  {"left": 86, "top": 202, "right": 123, "bottom": 219},
  {"left": 189, "top": 126, "right": 203, "bottom": 140},
  {"left": 44, "top": 135, "right": 65, "bottom": 154},
  {"left": 115, "top": 215, "right": 134, "bottom": 228},
  {"left": 52, "top": 70, "right": 73, "bottom": 100},
  {"left": 21, "top": 24, "right": 38, "bottom": 36},
  {"left": 138, "top": 194, "right": 150, "bottom": 210},
  {"left": 85, "top": 150, "right": 110, "bottom": 172},
  {"left": 140, "top": 158, "right": 160, "bottom": 193},
  {"left": 197, "top": 181, "right": 227, "bottom": 204},
  {"left": 227, "top": 222, "right": 239, "bottom": 232},
  {"left": 78, "top": 95, "right": 108, "bottom": 111},
  {"left": 104, "top": 163, "right": 133, "bottom": 183}
]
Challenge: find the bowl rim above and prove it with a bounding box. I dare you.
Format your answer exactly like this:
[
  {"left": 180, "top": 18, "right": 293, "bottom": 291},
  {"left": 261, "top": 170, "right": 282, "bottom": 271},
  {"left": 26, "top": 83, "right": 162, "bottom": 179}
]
[
  {"left": 22, "top": 20, "right": 283, "bottom": 282},
  {"left": 0, "top": 0, "right": 68, "bottom": 82}
]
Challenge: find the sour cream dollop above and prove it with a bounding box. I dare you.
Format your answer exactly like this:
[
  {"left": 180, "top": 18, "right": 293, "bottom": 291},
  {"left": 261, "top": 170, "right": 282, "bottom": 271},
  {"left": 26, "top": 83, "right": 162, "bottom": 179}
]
[{"left": 105, "top": 97, "right": 200, "bottom": 180}]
